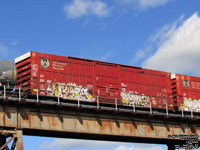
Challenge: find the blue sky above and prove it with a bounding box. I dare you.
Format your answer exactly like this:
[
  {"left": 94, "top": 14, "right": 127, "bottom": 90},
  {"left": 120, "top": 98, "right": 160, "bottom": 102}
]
[{"left": 1, "top": 0, "right": 200, "bottom": 149}]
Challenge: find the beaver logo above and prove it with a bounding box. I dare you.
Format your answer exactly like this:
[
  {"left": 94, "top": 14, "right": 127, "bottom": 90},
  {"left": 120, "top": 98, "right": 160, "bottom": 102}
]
[
  {"left": 183, "top": 79, "right": 190, "bottom": 88},
  {"left": 40, "top": 58, "right": 50, "bottom": 69}
]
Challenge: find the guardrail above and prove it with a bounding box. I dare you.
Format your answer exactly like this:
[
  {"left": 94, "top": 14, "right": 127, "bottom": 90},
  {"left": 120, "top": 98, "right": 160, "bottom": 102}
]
[{"left": 0, "top": 85, "right": 198, "bottom": 120}]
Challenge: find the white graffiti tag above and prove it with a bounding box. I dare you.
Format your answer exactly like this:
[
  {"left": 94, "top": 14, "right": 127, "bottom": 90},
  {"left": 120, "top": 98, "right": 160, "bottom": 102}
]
[
  {"left": 183, "top": 97, "right": 200, "bottom": 112},
  {"left": 121, "top": 91, "right": 149, "bottom": 107},
  {"left": 47, "top": 82, "right": 95, "bottom": 102}
]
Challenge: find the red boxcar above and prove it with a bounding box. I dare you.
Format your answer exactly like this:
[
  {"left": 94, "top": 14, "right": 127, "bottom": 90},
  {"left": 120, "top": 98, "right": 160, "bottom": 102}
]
[
  {"left": 15, "top": 51, "right": 173, "bottom": 109},
  {"left": 172, "top": 74, "right": 200, "bottom": 112}
]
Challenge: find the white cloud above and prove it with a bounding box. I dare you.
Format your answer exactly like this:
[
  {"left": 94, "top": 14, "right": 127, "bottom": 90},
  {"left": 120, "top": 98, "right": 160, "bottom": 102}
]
[
  {"left": 134, "top": 50, "right": 145, "bottom": 61},
  {"left": 10, "top": 40, "right": 19, "bottom": 46},
  {"left": 0, "top": 44, "right": 9, "bottom": 55},
  {"left": 40, "top": 139, "right": 119, "bottom": 150},
  {"left": 98, "top": 51, "right": 113, "bottom": 61},
  {"left": 40, "top": 139, "right": 166, "bottom": 150},
  {"left": 116, "top": 0, "right": 171, "bottom": 10},
  {"left": 63, "top": 0, "right": 173, "bottom": 19},
  {"left": 130, "top": 46, "right": 151, "bottom": 64},
  {"left": 142, "top": 12, "right": 200, "bottom": 76},
  {"left": 131, "top": 15, "right": 184, "bottom": 64},
  {"left": 0, "top": 42, "right": 21, "bottom": 61},
  {"left": 138, "top": 0, "right": 169, "bottom": 9},
  {"left": 0, "top": 44, "right": 13, "bottom": 60},
  {"left": 114, "top": 144, "right": 165, "bottom": 150},
  {"left": 63, "top": 0, "right": 110, "bottom": 19},
  {"left": 150, "top": 15, "right": 184, "bottom": 45}
]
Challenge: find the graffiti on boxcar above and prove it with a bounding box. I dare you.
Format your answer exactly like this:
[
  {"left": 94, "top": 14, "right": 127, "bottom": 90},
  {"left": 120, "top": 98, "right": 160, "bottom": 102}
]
[
  {"left": 183, "top": 97, "right": 200, "bottom": 112},
  {"left": 121, "top": 91, "right": 150, "bottom": 107},
  {"left": 46, "top": 82, "right": 95, "bottom": 102}
]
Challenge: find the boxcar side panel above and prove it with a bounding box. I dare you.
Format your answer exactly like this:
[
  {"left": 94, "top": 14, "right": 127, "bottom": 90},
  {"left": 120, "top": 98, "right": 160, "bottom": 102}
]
[
  {"left": 120, "top": 66, "right": 172, "bottom": 109},
  {"left": 15, "top": 51, "right": 173, "bottom": 110},
  {"left": 173, "top": 74, "right": 200, "bottom": 112}
]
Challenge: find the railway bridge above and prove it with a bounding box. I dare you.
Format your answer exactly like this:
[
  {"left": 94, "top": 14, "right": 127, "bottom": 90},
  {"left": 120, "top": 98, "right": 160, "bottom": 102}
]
[{"left": 0, "top": 95, "right": 200, "bottom": 150}]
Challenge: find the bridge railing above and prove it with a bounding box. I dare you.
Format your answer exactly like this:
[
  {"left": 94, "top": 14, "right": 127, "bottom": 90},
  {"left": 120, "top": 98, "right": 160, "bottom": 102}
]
[{"left": 0, "top": 85, "right": 198, "bottom": 119}]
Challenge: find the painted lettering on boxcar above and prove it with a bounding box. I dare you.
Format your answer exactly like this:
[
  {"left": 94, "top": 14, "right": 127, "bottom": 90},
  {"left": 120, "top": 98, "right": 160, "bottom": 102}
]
[
  {"left": 31, "top": 64, "right": 38, "bottom": 76},
  {"left": 52, "top": 61, "right": 66, "bottom": 71}
]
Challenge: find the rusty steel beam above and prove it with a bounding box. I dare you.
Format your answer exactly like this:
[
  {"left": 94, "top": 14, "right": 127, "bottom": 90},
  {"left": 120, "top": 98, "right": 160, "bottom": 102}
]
[
  {"left": 11, "top": 138, "right": 17, "bottom": 150},
  {"left": 0, "top": 135, "right": 6, "bottom": 149},
  {"left": 0, "top": 136, "right": 15, "bottom": 150},
  {"left": 0, "top": 130, "right": 23, "bottom": 150},
  {"left": 17, "top": 108, "right": 200, "bottom": 144},
  {"left": 0, "top": 101, "right": 200, "bottom": 147},
  {"left": 15, "top": 130, "right": 23, "bottom": 150}
]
